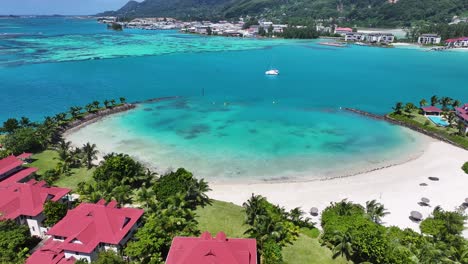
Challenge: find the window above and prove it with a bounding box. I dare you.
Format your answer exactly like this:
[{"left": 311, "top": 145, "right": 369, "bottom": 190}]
[{"left": 31, "top": 226, "right": 35, "bottom": 231}]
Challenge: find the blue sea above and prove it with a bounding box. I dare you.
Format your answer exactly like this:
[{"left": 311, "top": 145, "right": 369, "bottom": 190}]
[{"left": 1, "top": 17, "right": 467, "bottom": 181}]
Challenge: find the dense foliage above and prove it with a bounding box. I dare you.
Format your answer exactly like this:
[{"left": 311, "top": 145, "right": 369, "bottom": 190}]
[
  {"left": 103, "top": 0, "right": 468, "bottom": 27},
  {"left": 94, "top": 250, "right": 126, "bottom": 264},
  {"left": 243, "top": 194, "right": 314, "bottom": 263},
  {"left": 43, "top": 201, "right": 68, "bottom": 227},
  {"left": 0, "top": 220, "right": 40, "bottom": 263},
  {"left": 77, "top": 153, "right": 153, "bottom": 205},
  {"left": 321, "top": 199, "right": 468, "bottom": 263}
]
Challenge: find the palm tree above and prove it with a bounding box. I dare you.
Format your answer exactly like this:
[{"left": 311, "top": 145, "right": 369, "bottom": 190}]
[
  {"left": 69, "top": 106, "right": 82, "bottom": 119},
  {"left": 119, "top": 97, "right": 126, "bottom": 104},
  {"left": 103, "top": 100, "right": 110, "bottom": 109},
  {"left": 243, "top": 194, "right": 268, "bottom": 226},
  {"left": 54, "top": 113, "right": 67, "bottom": 126},
  {"left": 19, "top": 117, "right": 31, "bottom": 127},
  {"left": 431, "top": 95, "right": 439, "bottom": 106},
  {"left": 58, "top": 140, "right": 72, "bottom": 161},
  {"left": 110, "top": 99, "right": 116, "bottom": 107},
  {"left": 92, "top": 101, "right": 100, "bottom": 110},
  {"left": 404, "top": 102, "right": 416, "bottom": 115},
  {"left": 186, "top": 178, "right": 212, "bottom": 209},
  {"left": 439, "top": 97, "right": 452, "bottom": 111},
  {"left": 452, "top": 100, "right": 461, "bottom": 109},
  {"left": 447, "top": 112, "right": 456, "bottom": 126},
  {"left": 365, "top": 199, "right": 389, "bottom": 224},
  {"left": 85, "top": 103, "right": 94, "bottom": 113},
  {"left": 82, "top": 142, "right": 98, "bottom": 169},
  {"left": 332, "top": 230, "right": 354, "bottom": 261},
  {"left": 336, "top": 199, "right": 354, "bottom": 216},
  {"left": 393, "top": 102, "right": 403, "bottom": 115},
  {"left": 419, "top": 99, "right": 427, "bottom": 108},
  {"left": 457, "top": 121, "right": 466, "bottom": 137}
]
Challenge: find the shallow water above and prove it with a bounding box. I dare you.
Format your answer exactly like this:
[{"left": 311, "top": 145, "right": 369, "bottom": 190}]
[{"left": 2, "top": 17, "right": 468, "bottom": 181}]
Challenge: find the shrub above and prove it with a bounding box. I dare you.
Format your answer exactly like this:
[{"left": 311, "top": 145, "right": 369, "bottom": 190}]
[
  {"left": 3, "top": 127, "right": 43, "bottom": 154},
  {"left": 462, "top": 162, "right": 468, "bottom": 174},
  {"left": 262, "top": 240, "right": 283, "bottom": 264}
]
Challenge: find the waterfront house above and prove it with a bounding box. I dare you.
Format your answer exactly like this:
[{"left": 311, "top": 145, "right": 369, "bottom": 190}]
[
  {"left": 455, "top": 104, "right": 468, "bottom": 133},
  {"left": 0, "top": 174, "right": 71, "bottom": 237},
  {"left": 334, "top": 27, "right": 353, "bottom": 35},
  {"left": 421, "top": 106, "right": 443, "bottom": 116},
  {"left": 366, "top": 33, "right": 394, "bottom": 43},
  {"left": 418, "top": 34, "right": 441, "bottom": 45},
  {"left": 0, "top": 155, "right": 23, "bottom": 181},
  {"left": 344, "top": 32, "right": 366, "bottom": 42},
  {"left": 445, "top": 37, "right": 468, "bottom": 48},
  {"left": 166, "top": 231, "right": 257, "bottom": 264},
  {"left": 27, "top": 200, "right": 144, "bottom": 263}
]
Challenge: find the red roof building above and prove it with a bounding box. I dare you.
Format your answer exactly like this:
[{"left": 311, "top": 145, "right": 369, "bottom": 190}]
[
  {"left": 334, "top": 27, "right": 353, "bottom": 35},
  {"left": 421, "top": 106, "right": 443, "bottom": 115},
  {"left": 38, "top": 200, "right": 144, "bottom": 263},
  {"left": 0, "top": 178, "right": 70, "bottom": 237},
  {"left": 0, "top": 155, "right": 24, "bottom": 180},
  {"left": 26, "top": 239, "right": 76, "bottom": 264},
  {"left": 166, "top": 231, "right": 257, "bottom": 264}
]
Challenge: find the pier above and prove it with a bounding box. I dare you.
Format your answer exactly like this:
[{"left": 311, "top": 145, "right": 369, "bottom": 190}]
[{"left": 344, "top": 108, "right": 468, "bottom": 151}]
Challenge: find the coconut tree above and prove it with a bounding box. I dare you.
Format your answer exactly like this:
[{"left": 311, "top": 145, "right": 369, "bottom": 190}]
[
  {"left": 243, "top": 194, "right": 268, "bottom": 226},
  {"left": 447, "top": 112, "right": 456, "bottom": 126},
  {"left": 336, "top": 199, "right": 355, "bottom": 216},
  {"left": 82, "top": 142, "right": 98, "bottom": 169},
  {"left": 19, "top": 117, "right": 31, "bottom": 128},
  {"left": 419, "top": 99, "right": 427, "bottom": 108},
  {"left": 393, "top": 102, "right": 403, "bottom": 115},
  {"left": 439, "top": 97, "right": 453, "bottom": 111},
  {"left": 85, "top": 103, "right": 94, "bottom": 113},
  {"left": 365, "top": 199, "right": 389, "bottom": 224},
  {"left": 119, "top": 97, "right": 126, "bottom": 104},
  {"left": 110, "top": 99, "right": 116, "bottom": 107},
  {"left": 92, "top": 101, "right": 100, "bottom": 110},
  {"left": 457, "top": 121, "right": 466, "bottom": 137},
  {"left": 186, "top": 178, "right": 212, "bottom": 209},
  {"left": 69, "top": 106, "right": 82, "bottom": 119},
  {"left": 431, "top": 95, "right": 439, "bottom": 106},
  {"left": 452, "top": 99, "right": 461, "bottom": 109},
  {"left": 57, "top": 140, "right": 72, "bottom": 161},
  {"left": 103, "top": 100, "right": 110, "bottom": 109},
  {"left": 332, "top": 230, "right": 354, "bottom": 261},
  {"left": 54, "top": 113, "right": 67, "bottom": 126}
]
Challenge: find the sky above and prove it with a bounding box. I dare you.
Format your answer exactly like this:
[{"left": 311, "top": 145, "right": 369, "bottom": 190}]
[{"left": 1, "top": 0, "right": 138, "bottom": 15}]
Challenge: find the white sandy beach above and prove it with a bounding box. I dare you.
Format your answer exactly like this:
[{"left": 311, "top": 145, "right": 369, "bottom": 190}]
[{"left": 209, "top": 139, "right": 468, "bottom": 235}]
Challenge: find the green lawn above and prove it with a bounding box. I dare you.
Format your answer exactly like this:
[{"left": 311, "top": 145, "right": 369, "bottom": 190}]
[
  {"left": 28, "top": 150, "right": 94, "bottom": 190},
  {"left": 196, "top": 200, "right": 350, "bottom": 264},
  {"left": 389, "top": 110, "right": 468, "bottom": 149}
]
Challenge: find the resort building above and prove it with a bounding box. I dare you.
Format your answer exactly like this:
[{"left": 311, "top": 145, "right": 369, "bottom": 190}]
[
  {"left": 334, "top": 27, "right": 353, "bottom": 35},
  {"left": 366, "top": 33, "right": 394, "bottom": 43},
  {"left": 166, "top": 231, "right": 257, "bottom": 264},
  {"left": 455, "top": 104, "right": 468, "bottom": 133},
  {"left": 28, "top": 200, "right": 144, "bottom": 263},
  {"left": 418, "top": 34, "right": 441, "bottom": 45},
  {"left": 445, "top": 37, "right": 468, "bottom": 48},
  {"left": 421, "top": 106, "right": 443, "bottom": 116},
  {"left": 344, "top": 32, "right": 366, "bottom": 42},
  {"left": 0, "top": 174, "right": 71, "bottom": 237},
  {"left": 0, "top": 155, "right": 24, "bottom": 181}
]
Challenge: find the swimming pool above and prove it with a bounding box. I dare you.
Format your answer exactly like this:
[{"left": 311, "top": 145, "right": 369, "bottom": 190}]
[{"left": 427, "top": 116, "right": 449, "bottom": 127}]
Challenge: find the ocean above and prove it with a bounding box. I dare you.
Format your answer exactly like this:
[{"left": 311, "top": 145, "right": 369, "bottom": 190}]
[{"left": 2, "top": 17, "right": 467, "bottom": 181}]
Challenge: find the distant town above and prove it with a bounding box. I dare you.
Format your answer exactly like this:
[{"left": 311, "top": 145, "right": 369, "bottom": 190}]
[{"left": 97, "top": 16, "right": 468, "bottom": 49}]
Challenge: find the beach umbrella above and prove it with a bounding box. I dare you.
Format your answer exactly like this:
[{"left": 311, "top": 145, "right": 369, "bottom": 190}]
[
  {"left": 421, "top": 197, "right": 430, "bottom": 204},
  {"left": 410, "top": 211, "right": 423, "bottom": 221},
  {"left": 310, "top": 207, "right": 319, "bottom": 216}
]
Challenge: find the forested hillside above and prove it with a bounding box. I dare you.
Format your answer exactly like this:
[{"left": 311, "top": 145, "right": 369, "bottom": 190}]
[{"left": 101, "top": 0, "right": 468, "bottom": 27}]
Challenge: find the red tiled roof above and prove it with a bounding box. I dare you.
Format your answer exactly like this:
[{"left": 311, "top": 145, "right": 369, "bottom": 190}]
[
  {"left": 26, "top": 238, "right": 76, "bottom": 264},
  {"left": 335, "top": 27, "right": 353, "bottom": 32},
  {"left": 47, "top": 200, "right": 144, "bottom": 254},
  {"left": 0, "top": 167, "right": 38, "bottom": 185},
  {"left": 455, "top": 104, "right": 468, "bottom": 122},
  {"left": 421, "top": 106, "right": 442, "bottom": 113},
  {"left": 0, "top": 179, "right": 70, "bottom": 220},
  {"left": 166, "top": 231, "right": 257, "bottom": 264},
  {"left": 0, "top": 155, "right": 23, "bottom": 175},
  {"left": 16, "top": 153, "right": 33, "bottom": 160},
  {"left": 445, "top": 37, "right": 468, "bottom": 42}
]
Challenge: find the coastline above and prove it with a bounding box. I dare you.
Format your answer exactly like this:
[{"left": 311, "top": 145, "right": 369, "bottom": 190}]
[
  {"left": 209, "top": 139, "right": 468, "bottom": 235},
  {"left": 62, "top": 101, "right": 468, "bottom": 234}
]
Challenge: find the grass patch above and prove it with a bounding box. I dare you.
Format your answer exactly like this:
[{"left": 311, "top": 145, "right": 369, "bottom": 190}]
[
  {"left": 196, "top": 200, "right": 349, "bottom": 264},
  {"left": 28, "top": 150, "right": 94, "bottom": 190},
  {"left": 388, "top": 111, "right": 468, "bottom": 149}
]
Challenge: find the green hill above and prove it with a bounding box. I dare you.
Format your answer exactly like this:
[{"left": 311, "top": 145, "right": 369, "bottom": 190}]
[{"left": 101, "top": 0, "right": 468, "bottom": 27}]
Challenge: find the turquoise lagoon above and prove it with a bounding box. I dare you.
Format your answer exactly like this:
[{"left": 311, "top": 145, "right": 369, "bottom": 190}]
[{"left": 2, "top": 17, "right": 468, "bottom": 181}]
